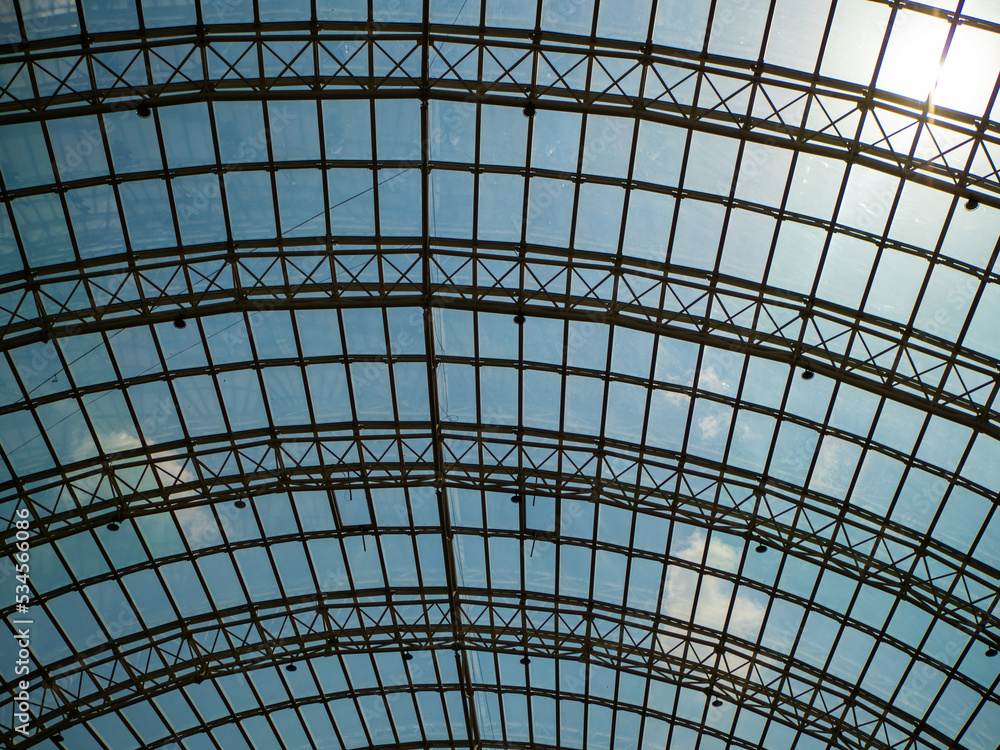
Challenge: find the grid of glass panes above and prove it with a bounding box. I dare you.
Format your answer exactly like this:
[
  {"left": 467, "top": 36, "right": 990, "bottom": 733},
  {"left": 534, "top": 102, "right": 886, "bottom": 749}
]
[{"left": 1, "top": 1, "right": 999, "bottom": 749}]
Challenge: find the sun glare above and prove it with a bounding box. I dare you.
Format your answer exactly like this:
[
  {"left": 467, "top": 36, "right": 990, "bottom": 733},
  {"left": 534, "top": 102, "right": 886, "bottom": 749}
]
[
  {"left": 878, "top": 10, "right": 1000, "bottom": 115},
  {"left": 933, "top": 23, "right": 1000, "bottom": 114},
  {"left": 877, "top": 10, "right": 950, "bottom": 103}
]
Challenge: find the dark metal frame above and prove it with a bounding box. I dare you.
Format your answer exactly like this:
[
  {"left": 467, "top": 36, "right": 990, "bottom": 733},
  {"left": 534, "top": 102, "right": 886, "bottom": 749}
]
[
  {"left": 0, "top": 26, "right": 997, "bottom": 205},
  {"left": 2, "top": 3, "right": 999, "bottom": 750}
]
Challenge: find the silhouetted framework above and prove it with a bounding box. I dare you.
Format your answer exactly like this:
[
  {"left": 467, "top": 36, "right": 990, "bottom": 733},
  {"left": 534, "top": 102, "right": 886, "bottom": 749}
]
[{"left": 1, "top": 3, "right": 999, "bottom": 750}]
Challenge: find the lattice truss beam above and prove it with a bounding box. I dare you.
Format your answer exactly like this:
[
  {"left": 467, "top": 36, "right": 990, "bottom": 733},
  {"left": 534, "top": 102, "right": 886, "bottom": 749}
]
[
  {"left": 0, "top": 587, "right": 981, "bottom": 750},
  {"left": 2, "top": 5, "right": 1000, "bottom": 750},
  {"left": 3, "top": 426, "right": 998, "bottom": 636},
  {"left": 1, "top": 431, "right": 997, "bottom": 741},
  {"left": 1, "top": 246, "right": 998, "bottom": 434},
  {"left": 0, "top": 23, "right": 997, "bottom": 201}
]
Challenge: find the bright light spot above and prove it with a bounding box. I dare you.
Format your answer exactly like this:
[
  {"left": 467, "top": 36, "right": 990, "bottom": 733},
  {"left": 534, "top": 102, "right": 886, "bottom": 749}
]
[
  {"left": 877, "top": 11, "right": 949, "bottom": 102},
  {"left": 933, "top": 24, "right": 1000, "bottom": 114},
  {"left": 877, "top": 11, "right": 1000, "bottom": 114}
]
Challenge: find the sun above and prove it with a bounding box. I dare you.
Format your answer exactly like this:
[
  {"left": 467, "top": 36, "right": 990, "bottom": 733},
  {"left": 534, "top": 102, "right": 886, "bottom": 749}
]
[
  {"left": 878, "top": 9, "right": 1000, "bottom": 115},
  {"left": 932, "top": 22, "right": 1000, "bottom": 114},
  {"left": 877, "top": 10, "right": 949, "bottom": 102}
]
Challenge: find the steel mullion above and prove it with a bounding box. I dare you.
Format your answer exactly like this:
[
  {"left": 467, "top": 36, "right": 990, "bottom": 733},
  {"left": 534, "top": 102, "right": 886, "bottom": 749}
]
[
  {"left": 236, "top": 652, "right": 295, "bottom": 750},
  {"left": 140, "top": 317, "right": 238, "bottom": 694},
  {"left": 4, "top": 587, "right": 972, "bottom": 750},
  {"left": 333, "top": 237, "right": 384, "bottom": 639},
  {"left": 418, "top": 0, "right": 482, "bottom": 744},
  {"left": 866, "top": 11, "right": 966, "bottom": 433},
  {"left": 758, "top": 311, "right": 871, "bottom": 723},
  {"left": 5, "top": 420, "right": 997, "bottom": 639},
  {"left": 707, "top": 348, "right": 759, "bottom": 657},
  {"left": 360, "top": 647, "right": 402, "bottom": 750},
  {"left": 4, "top": 35, "right": 999, "bottom": 207},
  {"left": 600, "top": 66, "right": 653, "bottom": 739},
  {"left": 815, "top": 0, "right": 903, "bottom": 399},
  {"left": 308, "top": 640, "right": 353, "bottom": 750},
  {"left": 35, "top": 103, "right": 100, "bottom": 339},
  {"left": 20, "top": 343, "right": 164, "bottom": 699},
  {"left": 70, "top": 321, "right": 194, "bottom": 644}
]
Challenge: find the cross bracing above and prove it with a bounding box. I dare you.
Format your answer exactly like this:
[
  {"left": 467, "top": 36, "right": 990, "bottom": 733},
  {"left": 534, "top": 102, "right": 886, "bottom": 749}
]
[
  {"left": 2, "top": 254, "right": 1000, "bottom": 431},
  {"left": 3, "top": 431, "right": 1000, "bottom": 638},
  {"left": 0, "top": 25, "right": 999, "bottom": 204},
  {"left": 2, "top": 588, "right": 990, "bottom": 750},
  {"left": 1, "top": 2, "right": 1000, "bottom": 750}
]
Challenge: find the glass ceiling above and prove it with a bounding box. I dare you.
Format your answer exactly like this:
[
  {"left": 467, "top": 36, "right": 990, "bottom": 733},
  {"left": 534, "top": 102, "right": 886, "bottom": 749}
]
[{"left": 0, "top": 0, "right": 999, "bottom": 749}]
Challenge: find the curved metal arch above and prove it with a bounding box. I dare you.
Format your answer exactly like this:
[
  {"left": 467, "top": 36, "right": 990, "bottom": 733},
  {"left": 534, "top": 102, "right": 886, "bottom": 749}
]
[
  {"left": 10, "top": 518, "right": 991, "bottom": 707},
  {"left": 4, "top": 346, "right": 984, "bottom": 508},
  {"left": 5, "top": 427, "right": 997, "bottom": 657},
  {"left": 6, "top": 0, "right": 998, "bottom": 54},
  {"left": 0, "top": 23, "right": 996, "bottom": 203},
  {"left": 19, "top": 678, "right": 837, "bottom": 750},
  {"left": 2, "top": 250, "right": 998, "bottom": 441},
  {"left": 3, "top": 157, "right": 988, "bottom": 278},
  {"left": 3, "top": 156, "right": 996, "bottom": 355},
  {"left": 3, "top": 588, "right": 972, "bottom": 750},
  {"left": 100, "top": 687, "right": 793, "bottom": 750},
  {"left": 7, "top": 418, "right": 998, "bottom": 600},
  {"left": 135, "top": 698, "right": 783, "bottom": 750},
  {"left": 5, "top": 346, "right": 996, "bottom": 612}
]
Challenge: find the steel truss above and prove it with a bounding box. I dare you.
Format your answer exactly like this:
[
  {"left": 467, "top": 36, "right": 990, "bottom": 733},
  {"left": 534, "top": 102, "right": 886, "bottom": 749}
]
[
  {"left": 3, "top": 7, "right": 1000, "bottom": 750},
  {"left": 2, "top": 589, "right": 975, "bottom": 750},
  {"left": 2, "top": 429, "right": 998, "bottom": 669},
  {"left": 144, "top": 709, "right": 805, "bottom": 750},
  {"left": 2, "top": 247, "right": 998, "bottom": 438},
  {"left": 5, "top": 355, "right": 991, "bottom": 516},
  {"left": 7, "top": 517, "right": 994, "bottom": 701},
  {"left": 0, "top": 24, "right": 997, "bottom": 204}
]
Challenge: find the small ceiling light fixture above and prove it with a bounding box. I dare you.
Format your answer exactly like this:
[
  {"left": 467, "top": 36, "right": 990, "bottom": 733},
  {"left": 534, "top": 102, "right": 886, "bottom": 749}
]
[
  {"left": 285, "top": 663, "right": 297, "bottom": 672},
  {"left": 173, "top": 316, "right": 187, "bottom": 329},
  {"left": 403, "top": 652, "right": 414, "bottom": 661},
  {"left": 965, "top": 198, "right": 980, "bottom": 211},
  {"left": 711, "top": 697, "right": 724, "bottom": 707},
  {"left": 234, "top": 499, "right": 247, "bottom": 509},
  {"left": 53, "top": 735, "right": 64, "bottom": 742},
  {"left": 513, "top": 313, "right": 526, "bottom": 324},
  {"left": 520, "top": 655, "right": 530, "bottom": 664},
  {"left": 522, "top": 103, "right": 536, "bottom": 118},
  {"left": 755, "top": 542, "right": 767, "bottom": 554},
  {"left": 800, "top": 368, "right": 815, "bottom": 380},
  {"left": 986, "top": 648, "right": 997, "bottom": 657},
  {"left": 510, "top": 494, "right": 523, "bottom": 503},
  {"left": 107, "top": 514, "right": 123, "bottom": 532},
  {"left": 136, "top": 103, "right": 152, "bottom": 119}
]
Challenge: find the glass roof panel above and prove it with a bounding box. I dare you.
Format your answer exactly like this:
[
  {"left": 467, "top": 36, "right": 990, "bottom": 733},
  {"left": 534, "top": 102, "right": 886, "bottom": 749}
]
[{"left": 2, "top": 1, "right": 1000, "bottom": 748}]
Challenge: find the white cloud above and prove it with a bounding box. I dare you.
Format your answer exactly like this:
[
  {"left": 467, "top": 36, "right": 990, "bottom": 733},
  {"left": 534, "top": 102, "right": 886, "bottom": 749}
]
[
  {"left": 698, "top": 365, "right": 731, "bottom": 394},
  {"left": 78, "top": 430, "right": 222, "bottom": 548},
  {"left": 661, "top": 532, "right": 767, "bottom": 641},
  {"left": 698, "top": 413, "right": 730, "bottom": 441},
  {"left": 808, "top": 436, "right": 858, "bottom": 499},
  {"left": 175, "top": 505, "right": 227, "bottom": 549},
  {"left": 663, "top": 390, "right": 691, "bottom": 407}
]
